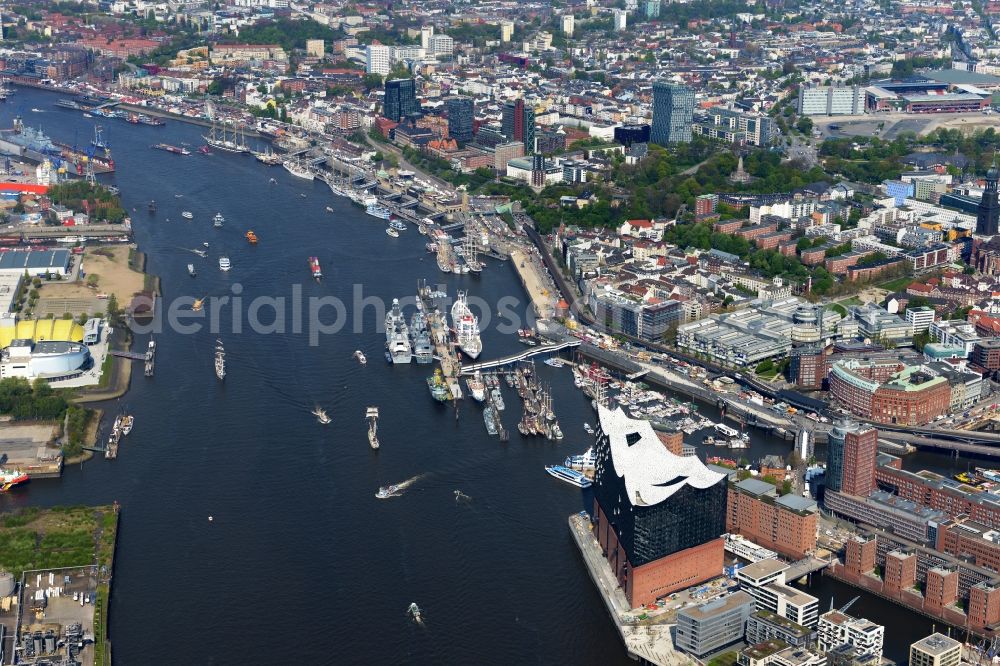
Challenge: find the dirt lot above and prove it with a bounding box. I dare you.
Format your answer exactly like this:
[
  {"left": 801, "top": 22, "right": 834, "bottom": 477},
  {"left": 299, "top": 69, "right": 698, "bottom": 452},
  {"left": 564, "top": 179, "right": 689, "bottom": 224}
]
[{"left": 37, "top": 246, "right": 144, "bottom": 316}]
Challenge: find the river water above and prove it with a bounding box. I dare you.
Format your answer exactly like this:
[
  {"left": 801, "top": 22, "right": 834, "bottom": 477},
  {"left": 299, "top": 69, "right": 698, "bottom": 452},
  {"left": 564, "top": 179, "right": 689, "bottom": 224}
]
[{"left": 0, "top": 89, "right": 980, "bottom": 664}]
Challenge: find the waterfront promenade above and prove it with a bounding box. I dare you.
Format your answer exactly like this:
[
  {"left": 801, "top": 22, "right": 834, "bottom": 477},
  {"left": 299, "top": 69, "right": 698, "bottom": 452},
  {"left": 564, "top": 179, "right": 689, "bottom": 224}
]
[
  {"left": 569, "top": 513, "right": 696, "bottom": 666},
  {"left": 509, "top": 247, "right": 556, "bottom": 319}
]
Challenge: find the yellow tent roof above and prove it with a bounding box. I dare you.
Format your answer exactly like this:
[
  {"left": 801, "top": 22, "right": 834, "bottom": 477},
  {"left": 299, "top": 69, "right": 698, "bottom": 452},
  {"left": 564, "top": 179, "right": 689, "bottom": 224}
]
[{"left": 0, "top": 319, "right": 84, "bottom": 347}]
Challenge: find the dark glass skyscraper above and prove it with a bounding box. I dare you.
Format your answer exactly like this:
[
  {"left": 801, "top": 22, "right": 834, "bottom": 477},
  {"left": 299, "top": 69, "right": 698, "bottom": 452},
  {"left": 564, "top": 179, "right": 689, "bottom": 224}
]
[
  {"left": 977, "top": 165, "right": 999, "bottom": 236},
  {"left": 651, "top": 82, "right": 694, "bottom": 145},
  {"left": 446, "top": 96, "right": 474, "bottom": 144},
  {"left": 384, "top": 78, "right": 418, "bottom": 123},
  {"left": 501, "top": 99, "right": 535, "bottom": 153}
]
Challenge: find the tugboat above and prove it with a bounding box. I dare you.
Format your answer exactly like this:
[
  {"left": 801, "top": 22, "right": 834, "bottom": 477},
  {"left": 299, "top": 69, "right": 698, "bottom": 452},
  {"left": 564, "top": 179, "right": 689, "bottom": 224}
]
[
  {"left": 0, "top": 468, "right": 29, "bottom": 492},
  {"left": 376, "top": 483, "right": 399, "bottom": 499},
  {"left": 312, "top": 407, "right": 331, "bottom": 425},
  {"left": 309, "top": 256, "right": 322, "bottom": 280},
  {"left": 408, "top": 602, "right": 423, "bottom": 623},
  {"left": 367, "top": 406, "right": 380, "bottom": 449},
  {"left": 426, "top": 368, "right": 451, "bottom": 402},
  {"left": 214, "top": 339, "right": 226, "bottom": 380}
]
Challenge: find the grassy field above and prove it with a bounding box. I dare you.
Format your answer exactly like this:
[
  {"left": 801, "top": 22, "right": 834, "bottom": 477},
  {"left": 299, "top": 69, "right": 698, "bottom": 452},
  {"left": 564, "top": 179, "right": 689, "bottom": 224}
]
[
  {"left": 0, "top": 505, "right": 117, "bottom": 579},
  {"left": 826, "top": 303, "right": 848, "bottom": 317},
  {"left": 836, "top": 296, "right": 863, "bottom": 308},
  {"left": 879, "top": 276, "right": 914, "bottom": 292}
]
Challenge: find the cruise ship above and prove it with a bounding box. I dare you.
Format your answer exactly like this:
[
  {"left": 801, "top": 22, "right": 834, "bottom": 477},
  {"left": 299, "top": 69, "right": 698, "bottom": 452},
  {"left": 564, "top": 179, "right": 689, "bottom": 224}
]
[
  {"left": 385, "top": 299, "right": 412, "bottom": 364},
  {"left": 450, "top": 291, "right": 482, "bottom": 360},
  {"left": 545, "top": 465, "right": 592, "bottom": 489}
]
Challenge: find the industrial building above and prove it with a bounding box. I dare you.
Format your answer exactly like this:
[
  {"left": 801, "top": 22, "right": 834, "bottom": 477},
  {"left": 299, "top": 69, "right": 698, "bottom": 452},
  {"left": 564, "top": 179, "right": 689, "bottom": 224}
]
[{"left": 0, "top": 249, "right": 70, "bottom": 278}]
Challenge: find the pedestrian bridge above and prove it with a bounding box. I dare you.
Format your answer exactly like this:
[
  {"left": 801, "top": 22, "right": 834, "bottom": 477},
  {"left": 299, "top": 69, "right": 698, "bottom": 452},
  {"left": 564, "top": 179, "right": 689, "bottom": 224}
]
[{"left": 459, "top": 338, "right": 581, "bottom": 374}]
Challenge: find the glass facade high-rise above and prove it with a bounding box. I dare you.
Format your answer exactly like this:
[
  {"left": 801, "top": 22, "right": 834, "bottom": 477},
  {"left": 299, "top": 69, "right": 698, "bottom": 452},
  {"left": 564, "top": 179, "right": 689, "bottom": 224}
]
[
  {"left": 384, "top": 78, "right": 418, "bottom": 123},
  {"left": 824, "top": 420, "right": 877, "bottom": 497},
  {"left": 501, "top": 99, "right": 535, "bottom": 153},
  {"left": 592, "top": 407, "right": 727, "bottom": 566},
  {"left": 651, "top": 82, "right": 694, "bottom": 145},
  {"left": 446, "top": 97, "right": 474, "bottom": 144}
]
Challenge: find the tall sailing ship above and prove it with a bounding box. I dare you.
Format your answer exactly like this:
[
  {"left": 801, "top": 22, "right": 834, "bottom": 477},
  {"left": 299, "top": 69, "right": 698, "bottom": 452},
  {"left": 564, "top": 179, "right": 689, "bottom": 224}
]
[
  {"left": 203, "top": 120, "right": 249, "bottom": 154},
  {"left": 450, "top": 291, "right": 483, "bottom": 360}
]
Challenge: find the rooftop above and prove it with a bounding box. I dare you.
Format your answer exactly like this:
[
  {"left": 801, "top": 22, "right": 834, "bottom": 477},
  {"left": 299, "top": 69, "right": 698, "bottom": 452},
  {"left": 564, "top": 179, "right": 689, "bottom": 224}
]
[
  {"left": 911, "top": 633, "right": 961, "bottom": 657},
  {"left": 680, "top": 591, "right": 753, "bottom": 620},
  {"left": 597, "top": 405, "right": 725, "bottom": 507},
  {"left": 738, "top": 558, "right": 788, "bottom": 581}
]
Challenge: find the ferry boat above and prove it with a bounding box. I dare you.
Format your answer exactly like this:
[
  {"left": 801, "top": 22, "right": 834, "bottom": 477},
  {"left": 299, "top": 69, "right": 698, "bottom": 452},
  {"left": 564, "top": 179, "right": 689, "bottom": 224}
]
[
  {"left": 366, "top": 203, "right": 392, "bottom": 220},
  {"left": 282, "top": 159, "right": 314, "bottom": 180},
  {"left": 152, "top": 143, "right": 190, "bottom": 155},
  {"left": 312, "top": 407, "right": 331, "bottom": 425},
  {"left": 219, "top": 256, "right": 231, "bottom": 272},
  {"left": 466, "top": 371, "right": 487, "bottom": 402},
  {"left": 181, "top": 211, "right": 193, "bottom": 220},
  {"left": 187, "top": 263, "right": 196, "bottom": 277},
  {"left": 564, "top": 447, "right": 596, "bottom": 472},
  {"left": 389, "top": 219, "right": 406, "bottom": 231},
  {"left": 367, "top": 406, "right": 380, "bottom": 450},
  {"left": 309, "top": 256, "right": 322, "bottom": 280},
  {"left": 354, "top": 350, "right": 367, "bottom": 365},
  {"left": 376, "top": 485, "right": 398, "bottom": 499},
  {"left": 214, "top": 339, "right": 226, "bottom": 380},
  {"left": 714, "top": 423, "right": 739, "bottom": 438},
  {"left": 545, "top": 465, "right": 592, "bottom": 489},
  {"left": 386, "top": 227, "right": 399, "bottom": 238},
  {"left": 245, "top": 230, "right": 258, "bottom": 244},
  {"left": 977, "top": 468, "right": 1000, "bottom": 484},
  {"left": 0, "top": 468, "right": 29, "bottom": 492},
  {"left": 213, "top": 213, "right": 225, "bottom": 228},
  {"left": 450, "top": 292, "right": 483, "bottom": 360},
  {"left": 427, "top": 368, "right": 451, "bottom": 402}
]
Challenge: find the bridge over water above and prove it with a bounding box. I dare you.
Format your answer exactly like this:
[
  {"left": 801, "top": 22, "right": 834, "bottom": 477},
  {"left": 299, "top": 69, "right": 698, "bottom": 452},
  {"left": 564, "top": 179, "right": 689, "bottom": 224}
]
[{"left": 459, "top": 339, "right": 581, "bottom": 374}]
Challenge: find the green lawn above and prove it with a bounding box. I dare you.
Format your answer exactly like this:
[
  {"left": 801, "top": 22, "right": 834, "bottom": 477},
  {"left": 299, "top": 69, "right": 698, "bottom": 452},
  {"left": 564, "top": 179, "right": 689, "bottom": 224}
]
[
  {"left": 836, "top": 296, "right": 863, "bottom": 307},
  {"left": 879, "top": 276, "right": 914, "bottom": 292},
  {"left": 826, "top": 303, "right": 848, "bottom": 317},
  {"left": 0, "top": 505, "right": 117, "bottom": 579}
]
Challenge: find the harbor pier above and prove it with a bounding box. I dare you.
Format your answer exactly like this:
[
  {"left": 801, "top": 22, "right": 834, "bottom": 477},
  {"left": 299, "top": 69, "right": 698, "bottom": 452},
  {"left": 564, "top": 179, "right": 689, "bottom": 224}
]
[
  {"left": 569, "top": 512, "right": 696, "bottom": 666},
  {"left": 509, "top": 248, "right": 556, "bottom": 319},
  {"left": 420, "top": 288, "right": 462, "bottom": 400}
]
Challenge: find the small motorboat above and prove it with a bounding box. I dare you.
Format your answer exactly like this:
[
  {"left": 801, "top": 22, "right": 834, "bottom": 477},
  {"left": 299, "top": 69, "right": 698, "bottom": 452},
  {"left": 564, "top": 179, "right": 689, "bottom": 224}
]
[
  {"left": 202, "top": 242, "right": 209, "bottom": 248},
  {"left": 386, "top": 228, "right": 399, "bottom": 238},
  {"left": 312, "top": 407, "right": 331, "bottom": 425},
  {"left": 408, "top": 602, "right": 423, "bottom": 623},
  {"left": 326, "top": 206, "right": 334, "bottom": 213},
  {"left": 354, "top": 350, "right": 367, "bottom": 365},
  {"left": 181, "top": 211, "right": 193, "bottom": 219}
]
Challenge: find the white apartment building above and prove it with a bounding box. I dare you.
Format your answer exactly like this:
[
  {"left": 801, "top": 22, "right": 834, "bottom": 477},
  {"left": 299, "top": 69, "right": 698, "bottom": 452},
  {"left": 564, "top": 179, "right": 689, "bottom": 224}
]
[
  {"left": 365, "top": 44, "right": 390, "bottom": 75},
  {"left": 817, "top": 610, "right": 884, "bottom": 660},
  {"left": 736, "top": 559, "right": 820, "bottom": 628},
  {"left": 906, "top": 306, "right": 935, "bottom": 334}
]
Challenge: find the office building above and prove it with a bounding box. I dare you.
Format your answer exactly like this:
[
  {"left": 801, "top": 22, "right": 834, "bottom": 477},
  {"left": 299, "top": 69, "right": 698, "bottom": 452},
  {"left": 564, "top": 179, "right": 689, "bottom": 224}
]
[
  {"left": 828, "top": 359, "right": 952, "bottom": 426},
  {"left": 694, "top": 107, "right": 776, "bottom": 147},
  {"left": 502, "top": 99, "right": 535, "bottom": 153},
  {"left": 745, "top": 610, "right": 816, "bottom": 647},
  {"left": 676, "top": 591, "right": 753, "bottom": 658},
  {"left": 797, "top": 86, "right": 865, "bottom": 116},
  {"left": 384, "top": 78, "right": 418, "bottom": 123},
  {"left": 651, "top": 82, "right": 694, "bottom": 145},
  {"left": 909, "top": 633, "right": 961, "bottom": 666},
  {"left": 592, "top": 406, "right": 728, "bottom": 607},
  {"left": 726, "top": 478, "right": 818, "bottom": 561},
  {"left": 365, "top": 44, "right": 390, "bottom": 75},
  {"left": 825, "top": 421, "right": 877, "bottom": 497},
  {"left": 429, "top": 34, "right": 454, "bottom": 56},
  {"left": 644, "top": 0, "right": 660, "bottom": 18},
  {"left": 817, "top": 610, "right": 884, "bottom": 660},
  {"left": 977, "top": 165, "right": 1000, "bottom": 236},
  {"left": 446, "top": 97, "right": 474, "bottom": 144},
  {"left": 420, "top": 25, "right": 434, "bottom": 49},
  {"left": 736, "top": 559, "right": 820, "bottom": 627},
  {"left": 906, "top": 306, "right": 935, "bottom": 334}
]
